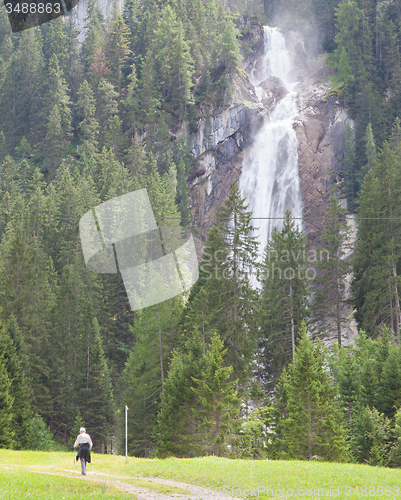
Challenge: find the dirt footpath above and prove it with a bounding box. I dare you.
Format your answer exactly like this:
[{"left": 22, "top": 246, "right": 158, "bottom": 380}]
[{"left": 36, "top": 470, "right": 246, "bottom": 499}]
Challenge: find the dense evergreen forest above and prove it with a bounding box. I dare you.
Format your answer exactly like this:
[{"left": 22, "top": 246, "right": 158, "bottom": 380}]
[{"left": 1, "top": 0, "right": 401, "bottom": 466}]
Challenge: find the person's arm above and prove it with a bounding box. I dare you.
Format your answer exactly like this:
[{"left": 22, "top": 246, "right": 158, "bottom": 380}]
[
  {"left": 73, "top": 436, "right": 79, "bottom": 448},
  {"left": 88, "top": 436, "right": 93, "bottom": 449}
]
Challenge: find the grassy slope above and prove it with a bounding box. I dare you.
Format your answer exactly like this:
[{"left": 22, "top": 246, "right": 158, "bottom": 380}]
[
  {"left": 0, "top": 469, "right": 131, "bottom": 499},
  {"left": 1, "top": 450, "right": 401, "bottom": 498}
]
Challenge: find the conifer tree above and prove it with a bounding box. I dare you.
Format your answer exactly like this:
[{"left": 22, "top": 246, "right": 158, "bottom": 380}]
[
  {"left": 0, "top": 319, "right": 15, "bottom": 449},
  {"left": 179, "top": 224, "right": 226, "bottom": 355},
  {"left": 352, "top": 141, "right": 401, "bottom": 341},
  {"left": 0, "top": 29, "right": 45, "bottom": 149},
  {"left": 156, "top": 329, "right": 205, "bottom": 457},
  {"left": 104, "top": 2, "right": 131, "bottom": 90},
  {"left": 126, "top": 132, "right": 146, "bottom": 187},
  {"left": 337, "top": 46, "right": 354, "bottom": 90},
  {"left": 275, "top": 322, "right": 348, "bottom": 461},
  {"left": 358, "top": 122, "right": 377, "bottom": 184},
  {"left": 44, "top": 106, "right": 64, "bottom": 171},
  {"left": 0, "top": 355, "right": 14, "bottom": 448},
  {"left": 64, "top": 18, "right": 83, "bottom": 99},
  {"left": 378, "top": 344, "right": 401, "bottom": 420},
  {"left": 76, "top": 80, "right": 99, "bottom": 157},
  {"left": 0, "top": 131, "right": 6, "bottom": 165},
  {"left": 312, "top": 195, "right": 351, "bottom": 346},
  {"left": 0, "top": 227, "right": 57, "bottom": 421},
  {"left": 122, "top": 297, "right": 183, "bottom": 457},
  {"left": 124, "top": 63, "right": 139, "bottom": 136},
  {"left": 212, "top": 180, "right": 259, "bottom": 387},
  {"left": 82, "top": 318, "right": 115, "bottom": 450},
  {"left": 43, "top": 55, "right": 73, "bottom": 172},
  {"left": 97, "top": 79, "right": 123, "bottom": 155},
  {"left": 220, "top": 14, "right": 241, "bottom": 73},
  {"left": 89, "top": 47, "right": 112, "bottom": 89},
  {"left": 180, "top": 183, "right": 258, "bottom": 391},
  {"left": 81, "top": 0, "right": 106, "bottom": 73},
  {"left": 44, "top": 18, "right": 69, "bottom": 70},
  {"left": 260, "top": 211, "right": 310, "bottom": 394},
  {"left": 353, "top": 406, "right": 393, "bottom": 466},
  {"left": 0, "top": 318, "right": 32, "bottom": 449},
  {"left": 191, "top": 333, "right": 241, "bottom": 457},
  {"left": 146, "top": 157, "right": 180, "bottom": 227},
  {"left": 139, "top": 48, "right": 160, "bottom": 120},
  {"left": 153, "top": 6, "right": 194, "bottom": 116},
  {"left": 94, "top": 147, "right": 134, "bottom": 201}
]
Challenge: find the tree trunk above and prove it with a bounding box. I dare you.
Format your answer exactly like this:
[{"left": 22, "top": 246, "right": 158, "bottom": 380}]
[
  {"left": 202, "top": 309, "right": 205, "bottom": 356},
  {"left": 388, "top": 183, "right": 401, "bottom": 345},
  {"left": 233, "top": 210, "right": 239, "bottom": 391},
  {"left": 87, "top": 333, "right": 90, "bottom": 391},
  {"left": 158, "top": 307, "right": 165, "bottom": 393},
  {"left": 307, "top": 390, "right": 312, "bottom": 460},
  {"left": 335, "top": 266, "right": 342, "bottom": 347},
  {"left": 391, "top": 249, "right": 401, "bottom": 345},
  {"left": 216, "top": 392, "right": 220, "bottom": 457},
  {"left": 290, "top": 279, "right": 295, "bottom": 362}
]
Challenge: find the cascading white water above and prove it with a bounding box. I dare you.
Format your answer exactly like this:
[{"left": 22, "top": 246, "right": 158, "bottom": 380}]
[{"left": 240, "top": 27, "right": 303, "bottom": 262}]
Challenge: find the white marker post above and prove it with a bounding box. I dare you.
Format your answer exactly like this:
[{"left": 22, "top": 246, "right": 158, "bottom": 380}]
[{"left": 125, "top": 405, "right": 128, "bottom": 462}]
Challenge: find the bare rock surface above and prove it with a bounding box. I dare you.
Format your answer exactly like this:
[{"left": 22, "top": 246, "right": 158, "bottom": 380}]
[
  {"left": 189, "top": 70, "right": 266, "bottom": 242},
  {"left": 259, "top": 76, "right": 288, "bottom": 106},
  {"left": 294, "top": 54, "right": 352, "bottom": 247}
]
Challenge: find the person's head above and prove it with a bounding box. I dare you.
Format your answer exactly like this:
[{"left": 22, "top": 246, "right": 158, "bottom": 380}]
[{"left": 79, "top": 427, "right": 86, "bottom": 434}]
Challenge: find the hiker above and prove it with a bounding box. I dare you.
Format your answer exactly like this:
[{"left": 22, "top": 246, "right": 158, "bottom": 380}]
[{"left": 73, "top": 427, "right": 93, "bottom": 475}]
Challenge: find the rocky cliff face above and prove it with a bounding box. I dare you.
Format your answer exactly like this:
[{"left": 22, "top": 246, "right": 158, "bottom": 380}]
[
  {"left": 189, "top": 25, "right": 352, "bottom": 249},
  {"left": 189, "top": 68, "right": 266, "bottom": 242},
  {"left": 294, "top": 59, "right": 352, "bottom": 247}
]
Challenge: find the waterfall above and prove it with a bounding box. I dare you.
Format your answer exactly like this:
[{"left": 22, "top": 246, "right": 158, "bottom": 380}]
[{"left": 240, "top": 26, "right": 303, "bottom": 264}]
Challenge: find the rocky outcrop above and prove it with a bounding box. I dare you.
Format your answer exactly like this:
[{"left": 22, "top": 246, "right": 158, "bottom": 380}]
[
  {"left": 191, "top": 70, "right": 264, "bottom": 158},
  {"left": 259, "top": 76, "right": 288, "bottom": 106},
  {"left": 189, "top": 70, "right": 266, "bottom": 241},
  {"left": 294, "top": 55, "right": 353, "bottom": 247}
]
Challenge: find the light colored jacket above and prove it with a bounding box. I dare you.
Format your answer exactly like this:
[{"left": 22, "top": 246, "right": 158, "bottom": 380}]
[{"left": 74, "top": 432, "right": 93, "bottom": 449}]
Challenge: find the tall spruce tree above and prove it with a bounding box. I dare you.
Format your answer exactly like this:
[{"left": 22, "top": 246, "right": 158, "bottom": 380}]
[
  {"left": 81, "top": 317, "right": 115, "bottom": 451},
  {"left": 122, "top": 296, "right": 182, "bottom": 457},
  {"left": 0, "top": 318, "right": 32, "bottom": 449},
  {"left": 378, "top": 343, "right": 401, "bottom": 420},
  {"left": 76, "top": 80, "right": 99, "bottom": 158},
  {"left": 212, "top": 180, "right": 259, "bottom": 388},
  {"left": 353, "top": 140, "right": 401, "bottom": 341},
  {"left": 43, "top": 55, "right": 73, "bottom": 173},
  {"left": 104, "top": 1, "right": 131, "bottom": 90},
  {"left": 191, "top": 333, "right": 241, "bottom": 457},
  {"left": 274, "top": 322, "right": 348, "bottom": 461},
  {"left": 259, "top": 211, "right": 310, "bottom": 394},
  {"left": 156, "top": 328, "right": 205, "bottom": 457},
  {"left": 312, "top": 195, "right": 351, "bottom": 346},
  {"left": 0, "top": 319, "right": 15, "bottom": 449}
]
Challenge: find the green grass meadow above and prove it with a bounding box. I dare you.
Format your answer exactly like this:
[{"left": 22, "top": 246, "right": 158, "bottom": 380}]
[{"left": 0, "top": 450, "right": 401, "bottom": 498}]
